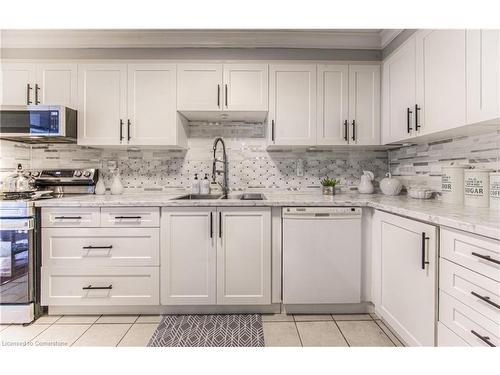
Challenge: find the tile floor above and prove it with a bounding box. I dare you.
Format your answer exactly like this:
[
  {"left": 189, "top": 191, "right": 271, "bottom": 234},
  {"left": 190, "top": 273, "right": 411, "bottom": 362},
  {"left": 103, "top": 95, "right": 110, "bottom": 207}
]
[{"left": 0, "top": 313, "right": 404, "bottom": 347}]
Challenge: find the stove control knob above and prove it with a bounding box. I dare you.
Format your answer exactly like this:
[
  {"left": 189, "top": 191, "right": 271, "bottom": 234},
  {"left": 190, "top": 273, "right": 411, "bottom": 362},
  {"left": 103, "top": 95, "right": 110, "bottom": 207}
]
[
  {"left": 74, "top": 170, "right": 83, "bottom": 177},
  {"left": 31, "top": 171, "right": 40, "bottom": 177},
  {"left": 83, "top": 171, "right": 91, "bottom": 178}
]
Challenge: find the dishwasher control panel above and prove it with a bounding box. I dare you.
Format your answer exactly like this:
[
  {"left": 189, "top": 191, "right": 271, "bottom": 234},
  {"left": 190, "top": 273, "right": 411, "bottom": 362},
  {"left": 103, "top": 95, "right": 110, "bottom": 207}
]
[{"left": 283, "top": 207, "right": 362, "bottom": 217}]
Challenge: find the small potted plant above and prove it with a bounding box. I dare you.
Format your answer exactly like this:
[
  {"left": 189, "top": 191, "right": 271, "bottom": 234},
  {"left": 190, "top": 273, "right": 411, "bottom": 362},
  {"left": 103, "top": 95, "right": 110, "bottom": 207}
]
[{"left": 320, "top": 177, "right": 338, "bottom": 196}]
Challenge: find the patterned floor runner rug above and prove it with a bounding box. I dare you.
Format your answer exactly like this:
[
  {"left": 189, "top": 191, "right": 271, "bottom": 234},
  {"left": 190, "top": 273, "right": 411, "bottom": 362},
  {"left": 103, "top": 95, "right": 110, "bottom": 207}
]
[{"left": 148, "top": 314, "right": 264, "bottom": 347}]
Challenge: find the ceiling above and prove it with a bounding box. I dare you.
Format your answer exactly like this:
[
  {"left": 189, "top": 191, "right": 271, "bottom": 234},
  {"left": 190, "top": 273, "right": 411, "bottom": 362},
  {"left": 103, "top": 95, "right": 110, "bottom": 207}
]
[{"left": 0, "top": 29, "right": 402, "bottom": 50}]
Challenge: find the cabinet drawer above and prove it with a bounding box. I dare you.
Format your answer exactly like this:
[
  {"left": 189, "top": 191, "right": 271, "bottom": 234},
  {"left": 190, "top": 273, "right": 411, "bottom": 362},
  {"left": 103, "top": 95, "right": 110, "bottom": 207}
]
[
  {"left": 101, "top": 207, "right": 160, "bottom": 227},
  {"left": 42, "top": 207, "right": 100, "bottom": 227},
  {"left": 42, "top": 228, "right": 160, "bottom": 267},
  {"left": 441, "top": 228, "right": 500, "bottom": 281},
  {"left": 439, "top": 291, "right": 499, "bottom": 347},
  {"left": 438, "top": 322, "right": 470, "bottom": 346},
  {"left": 41, "top": 267, "right": 159, "bottom": 306},
  {"left": 440, "top": 258, "right": 500, "bottom": 323}
]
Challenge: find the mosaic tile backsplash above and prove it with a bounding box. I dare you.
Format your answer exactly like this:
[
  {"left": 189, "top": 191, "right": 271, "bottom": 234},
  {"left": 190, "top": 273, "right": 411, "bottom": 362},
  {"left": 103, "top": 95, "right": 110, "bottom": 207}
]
[
  {"left": 388, "top": 130, "right": 500, "bottom": 191},
  {"left": 1, "top": 129, "right": 499, "bottom": 194}
]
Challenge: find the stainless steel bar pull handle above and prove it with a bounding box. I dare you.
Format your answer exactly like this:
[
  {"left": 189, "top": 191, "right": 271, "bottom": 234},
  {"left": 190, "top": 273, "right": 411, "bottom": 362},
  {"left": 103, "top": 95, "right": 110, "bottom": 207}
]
[
  {"left": 115, "top": 216, "right": 142, "bottom": 220},
  {"left": 470, "top": 291, "right": 500, "bottom": 310},
  {"left": 470, "top": 330, "right": 495, "bottom": 347},
  {"left": 407, "top": 108, "right": 413, "bottom": 133},
  {"left": 471, "top": 252, "right": 500, "bottom": 265},
  {"left": 219, "top": 211, "right": 222, "bottom": 238},
  {"left": 127, "top": 119, "right": 131, "bottom": 141},
  {"left": 210, "top": 212, "right": 213, "bottom": 239},
  {"left": 217, "top": 84, "right": 220, "bottom": 108},
  {"left": 351, "top": 120, "right": 356, "bottom": 141},
  {"left": 344, "top": 120, "right": 348, "bottom": 142},
  {"left": 225, "top": 84, "right": 228, "bottom": 107},
  {"left": 415, "top": 104, "right": 421, "bottom": 131},
  {"left": 35, "top": 84, "right": 40, "bottom": 105},
  {"left": 54, "top": 216, "right": 82, "bottom": 220},
  {"left": 82, "top": 285, "right": 113, "bottom": 290},
  {"left": 119, "top": 119, "right": 124, "bottom": 141},
  {"left": 271, "top": 120, "right": 275, "bottom": 142},
  {"left": 26, "top": 84, "right": 32, "bottom": 105},
  {"left": 421, "top": 232, "right": 430, "bottom": 270},
  {"left": 82, "top": 245, "right": 113, "bottom": 250}
]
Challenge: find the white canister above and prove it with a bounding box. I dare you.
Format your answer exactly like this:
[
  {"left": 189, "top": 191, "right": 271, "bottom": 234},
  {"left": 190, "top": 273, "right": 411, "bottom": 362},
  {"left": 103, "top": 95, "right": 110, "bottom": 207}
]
[
  {"left": 489, "top": 172, "right": 500, "bottom": 209},
  {"left": 464, "top": 169, "right": 492, "bottom": 208},
  {"left": 441, "top": 165, "right": 469, "bottom": 204}
]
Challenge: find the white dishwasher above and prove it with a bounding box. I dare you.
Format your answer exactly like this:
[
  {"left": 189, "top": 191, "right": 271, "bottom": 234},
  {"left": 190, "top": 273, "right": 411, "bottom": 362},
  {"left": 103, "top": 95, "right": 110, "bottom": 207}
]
[{"left": 283, "top": 207, "right": 362, "bottom": 304}]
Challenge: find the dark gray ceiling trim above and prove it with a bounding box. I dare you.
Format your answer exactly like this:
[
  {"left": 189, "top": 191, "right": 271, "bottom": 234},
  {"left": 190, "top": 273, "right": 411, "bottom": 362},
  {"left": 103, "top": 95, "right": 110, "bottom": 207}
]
[
  {"left": 0, "top": 47, "right": 382, "bottom": 61},
  {"left": 382, "top": 29, "right": 417, "bottom": 59}
]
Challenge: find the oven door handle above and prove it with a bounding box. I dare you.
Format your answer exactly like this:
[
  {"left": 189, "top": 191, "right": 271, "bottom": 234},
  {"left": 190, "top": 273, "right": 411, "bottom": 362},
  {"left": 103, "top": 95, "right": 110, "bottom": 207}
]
[{"left": 0, "top": 217, "right": 34, "bottom": 230}]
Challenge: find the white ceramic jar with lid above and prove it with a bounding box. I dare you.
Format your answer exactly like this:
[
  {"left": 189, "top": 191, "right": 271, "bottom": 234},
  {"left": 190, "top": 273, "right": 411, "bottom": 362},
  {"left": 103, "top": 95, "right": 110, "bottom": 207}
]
[
  {"left": 441, "top": 165, "right": 469, "bottom": 204},
  {"left": 489, "top": 171, "right": 500, "bottom": 209},
  {"left": 464, "top": 168, "right": 492, "bottom": 208}
]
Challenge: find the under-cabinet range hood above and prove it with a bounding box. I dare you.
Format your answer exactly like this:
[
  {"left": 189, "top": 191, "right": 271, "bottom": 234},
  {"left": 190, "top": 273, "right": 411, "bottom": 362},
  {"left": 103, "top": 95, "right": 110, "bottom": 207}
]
[
  {"left": 177, "top": 110, "right": 268, "bottom": 123},
  {"left": 0, "top": 105, "right": 77, "bottom": 143}
]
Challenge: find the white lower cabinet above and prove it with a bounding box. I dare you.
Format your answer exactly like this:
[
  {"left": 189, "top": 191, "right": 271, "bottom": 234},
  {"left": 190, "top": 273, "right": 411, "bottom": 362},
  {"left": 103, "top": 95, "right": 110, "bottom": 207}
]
[
  {"left": 161, "top": 208, "right": 217, "bottom": 305},
  {"left": 217, "top": 208, "right": 271, "bottom": 305},
  {"left": 161, "top": 207, "right": 271, "bottom": 306},
  {"left": 372, "top": 210, "right": 437, "bottom": 346}
]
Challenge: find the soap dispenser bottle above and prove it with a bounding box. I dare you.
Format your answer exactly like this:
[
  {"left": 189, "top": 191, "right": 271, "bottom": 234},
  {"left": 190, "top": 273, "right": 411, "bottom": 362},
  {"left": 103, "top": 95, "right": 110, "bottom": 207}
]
[
  {"left": 200, "top": 173, "right": 210, "bottom": 195},
  {"left": 192, "top": 174, "right": 200, "bottom": 194}
]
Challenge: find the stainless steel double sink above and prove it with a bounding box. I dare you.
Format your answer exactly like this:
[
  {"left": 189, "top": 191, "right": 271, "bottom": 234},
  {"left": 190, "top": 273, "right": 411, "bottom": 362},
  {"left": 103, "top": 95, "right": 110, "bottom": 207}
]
[{"left": 175, "top": 193, "right": 265, "bottom": 200}]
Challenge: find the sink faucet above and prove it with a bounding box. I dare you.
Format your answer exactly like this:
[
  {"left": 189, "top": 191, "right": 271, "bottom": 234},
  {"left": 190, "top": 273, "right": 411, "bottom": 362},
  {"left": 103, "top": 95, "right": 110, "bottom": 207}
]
[{"left": 212, "top": 137, "right": 229, "bottom": 195}]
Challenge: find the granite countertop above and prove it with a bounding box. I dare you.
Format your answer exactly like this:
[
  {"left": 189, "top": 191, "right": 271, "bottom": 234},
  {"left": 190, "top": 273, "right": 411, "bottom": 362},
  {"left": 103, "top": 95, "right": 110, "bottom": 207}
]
[{"left": 34, "top": 191, "right": 500, "bottom": 240}]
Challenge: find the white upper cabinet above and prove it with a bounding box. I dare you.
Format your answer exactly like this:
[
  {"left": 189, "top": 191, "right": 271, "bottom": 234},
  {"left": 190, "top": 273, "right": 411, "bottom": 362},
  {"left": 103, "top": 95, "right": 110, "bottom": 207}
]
[
  {"left": 0, "top": 62, "right": 77, "bottom": 107},
  {"left": 78, "top": 64, "right": 127, "bottom": 146},
  {"left": 177, "top": 64, "right": 223, "bottom": 111},
  {"left": 317, "top": 64, "right": 349, "bottom": 145},
  {"left": 382, "top": 36, "right": 417, "bottom": 144},
  {"left": 0, "top": 63, "right": 37, "bottom": 105},
  {"left": 217, "top": 208, "right": 271, "bottom": 305},
  {"left": 269, "top": 64, "right": 317, "bottom": 145},
  {"left": 36, "top": 63, "right": 78, "bottom": 108},
  {"left": 416, "top": 30, "right": 467, "bottom": 135},
  {"left": 466, "top": 29, "right": 500, "bottom": 124},
  {"left": 223, "top": 64, "right": 268, "bottom": 111},
  {"left": 348, "top": 65, "right": 381, "bottom": 145},
  {"left": 127, "top": 64, "right": 180, "bottom": 146}
]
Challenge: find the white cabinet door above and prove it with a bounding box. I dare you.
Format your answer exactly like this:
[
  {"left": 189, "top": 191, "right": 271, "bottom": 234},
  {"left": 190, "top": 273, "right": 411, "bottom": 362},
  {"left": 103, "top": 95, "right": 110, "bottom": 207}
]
[
  {"left": 416, "top": 30, "right": 467, "bottom": 134},
  {"left": 466, "top": 29, "right": 500, "bottom": 124},
  {"left": 222, "top": 64, "right": 268, "bottom": 111},
  {"left": 161, "top": 208, "right": 216, "bottom": 305},
  {"left": 77, "top": 64, "right": 127, "bottom": 146},
  {"left": 348, "top": 65, "right": 381, "bottom": 145},
  {"left": 316, "top": 64, "right": 349, "bottom": 145},
  {"left": 127, "top": 64, "right": 178, "bottom": 145},
  {"left": 177, "top": 64, "right": 222, "bottom": 111},
  {"left": 0, "top": 63, "right": 36, "bottom": 105},
  {"left": 373, "top": 210, "right": 437, "bottom": 346},
  {"left": 382, "top": 36, "right": 417, "bottom": 144},
  {"left": 269, "top": 64, "right": 317, "bottom": 145},
  {"left": 217, "top": 208, "right": 271, "bottom": 305},
  {"left": 36, "top": 63, "right": 78, "bottom": 108}
]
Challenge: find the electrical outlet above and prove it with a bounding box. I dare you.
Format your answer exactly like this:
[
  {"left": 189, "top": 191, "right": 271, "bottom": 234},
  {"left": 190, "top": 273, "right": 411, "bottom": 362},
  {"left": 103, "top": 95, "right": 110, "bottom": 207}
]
[{"left": 296, "top": 159, "right": 304, "bottom": 177}]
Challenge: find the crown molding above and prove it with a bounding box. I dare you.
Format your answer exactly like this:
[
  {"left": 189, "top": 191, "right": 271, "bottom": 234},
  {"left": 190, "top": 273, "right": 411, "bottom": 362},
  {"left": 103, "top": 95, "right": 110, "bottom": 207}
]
[{"left": 0, "top": 29, "right": 404, "bottom": 50}]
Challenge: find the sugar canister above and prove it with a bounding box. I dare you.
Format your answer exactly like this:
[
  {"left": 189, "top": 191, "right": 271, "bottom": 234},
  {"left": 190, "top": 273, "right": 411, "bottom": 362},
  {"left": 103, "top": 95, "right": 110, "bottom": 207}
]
[{"left": 464, "top": 168, "right": 492, "bottom": 208}]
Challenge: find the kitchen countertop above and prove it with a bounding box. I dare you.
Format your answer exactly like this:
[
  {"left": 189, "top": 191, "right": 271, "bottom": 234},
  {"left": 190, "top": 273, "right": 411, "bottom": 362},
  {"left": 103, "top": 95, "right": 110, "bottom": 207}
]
[{"left": 35, "top": 191, "right": 500, "bottom": 240}]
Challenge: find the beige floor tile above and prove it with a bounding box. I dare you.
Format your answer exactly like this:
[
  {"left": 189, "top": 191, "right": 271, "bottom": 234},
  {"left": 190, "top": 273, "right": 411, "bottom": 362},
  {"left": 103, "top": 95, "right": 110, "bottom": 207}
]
[
  {"left": 55, "top": 315, "right": 100, "bottom": 324},
  {"left": 296, "top": 321, "right": 348, "bottom": 347},
  {"left": 34, "top": 315, "right": 62, "bottom": 325},
  {"left": 337, "top": 321, "right": 394, "bottom": 347},
  {"left": 262, "top": 313, "right": 294, "bottom": 322},
  {"left": 118, "top": 324, "right": 158, "bottom": 347},
  {"left": 294, "top": 314, "right": 333, "bottom": 322},
  {"left": 73, "top": 324, "right": 132, "bottom": 347},
  {"left": 332, "top": 314, "right": 372, "bottom": 321},
  {"left": 263, "top": 322, "right": 301, "bottom": 347},
  {"left": 31, "top": 324, "right": 90, "bottom": 347},
  {"left": 136, "top": 315, "right": 163, "bottom": 323},
  {"left": 95, "top": 315, "right": 138, "bottom": 324},
  {"left": 0, "top": 324, "right": 50, "bottom": 345},
  {"left": 375, "top": 320, "right": 404, "bottom": 347}
]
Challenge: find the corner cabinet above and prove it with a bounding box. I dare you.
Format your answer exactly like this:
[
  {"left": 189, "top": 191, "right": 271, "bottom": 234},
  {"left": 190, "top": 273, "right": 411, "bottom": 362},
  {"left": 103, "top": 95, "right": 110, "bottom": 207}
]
[
  {"left": 78, "top": 63, "right": 186, "bottom": 147},
  {"left": 372, "top": 210, "right": 437, "bottom": 346},
  {"left": 161, "top": 207, "right": 271, "bottom": 306}
]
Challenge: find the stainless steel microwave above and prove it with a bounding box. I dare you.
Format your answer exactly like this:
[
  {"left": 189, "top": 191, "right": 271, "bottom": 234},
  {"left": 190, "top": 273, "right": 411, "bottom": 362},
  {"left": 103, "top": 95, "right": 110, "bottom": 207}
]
[{"left": 0, "top": 105, "right": 77, "bottom": 143}]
